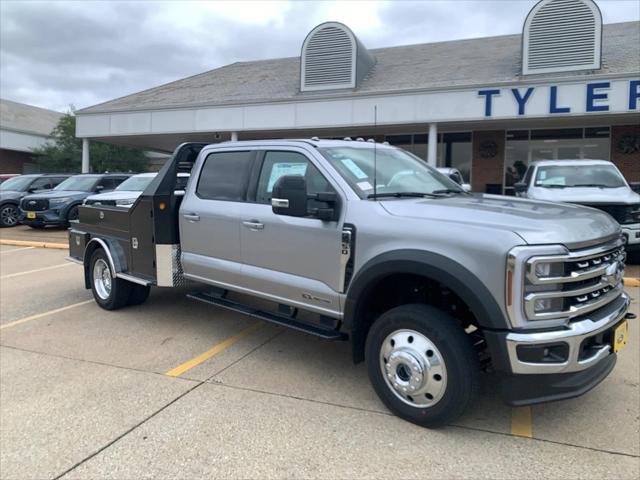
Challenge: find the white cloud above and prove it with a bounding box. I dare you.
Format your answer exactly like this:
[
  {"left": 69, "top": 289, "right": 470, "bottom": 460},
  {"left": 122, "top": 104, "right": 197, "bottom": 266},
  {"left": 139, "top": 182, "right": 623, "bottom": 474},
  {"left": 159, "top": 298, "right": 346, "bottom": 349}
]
[{"left": 1, "top": 0, "right": 637, "bottom": 112}]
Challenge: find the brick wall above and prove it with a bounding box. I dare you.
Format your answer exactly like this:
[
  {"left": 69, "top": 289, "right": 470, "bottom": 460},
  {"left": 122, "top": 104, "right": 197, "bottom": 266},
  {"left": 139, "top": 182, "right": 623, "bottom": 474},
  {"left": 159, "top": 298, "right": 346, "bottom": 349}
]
[
  {"left": 611, "top": 125, "right": 639, "bottom": 183},
  {"left": 0, "top": 149, "right": 34, "bottom": 173},
  {"left": 471, "top": 130, "right": 505, "bottom": 193}
]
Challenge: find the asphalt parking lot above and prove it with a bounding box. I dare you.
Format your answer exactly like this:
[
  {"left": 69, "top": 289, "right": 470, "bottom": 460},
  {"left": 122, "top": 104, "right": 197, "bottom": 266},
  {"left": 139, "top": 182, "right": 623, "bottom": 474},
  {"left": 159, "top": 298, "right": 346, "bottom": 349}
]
[{"left": 0, "top": 236, "right": 639, "bottom": 479}]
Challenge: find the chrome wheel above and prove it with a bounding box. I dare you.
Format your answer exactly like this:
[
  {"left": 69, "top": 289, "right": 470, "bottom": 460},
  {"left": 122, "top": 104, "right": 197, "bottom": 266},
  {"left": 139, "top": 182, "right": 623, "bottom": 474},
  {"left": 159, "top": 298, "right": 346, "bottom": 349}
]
[
  {"left": 379, "top": 329, "right": 447, "bottom": 408},
  {"left": 0, "top": 205, "right": 18, "bottom": 227},
  {"left": 93, "top": 259, "right": 112, "bottom": 300}
]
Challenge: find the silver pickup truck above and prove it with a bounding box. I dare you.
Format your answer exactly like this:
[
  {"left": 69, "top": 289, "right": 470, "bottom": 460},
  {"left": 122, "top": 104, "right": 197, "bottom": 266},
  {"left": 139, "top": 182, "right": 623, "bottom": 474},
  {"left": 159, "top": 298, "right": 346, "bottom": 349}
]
[{"left": 68, "top": 140, "right": 634, "bottom": 428}]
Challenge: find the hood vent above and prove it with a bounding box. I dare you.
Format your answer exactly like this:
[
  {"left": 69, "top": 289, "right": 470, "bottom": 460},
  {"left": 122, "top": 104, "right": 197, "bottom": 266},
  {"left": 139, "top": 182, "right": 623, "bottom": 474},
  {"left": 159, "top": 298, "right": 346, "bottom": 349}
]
[{"left": 522, "top": 0, "right": 602, "bottom": 75}]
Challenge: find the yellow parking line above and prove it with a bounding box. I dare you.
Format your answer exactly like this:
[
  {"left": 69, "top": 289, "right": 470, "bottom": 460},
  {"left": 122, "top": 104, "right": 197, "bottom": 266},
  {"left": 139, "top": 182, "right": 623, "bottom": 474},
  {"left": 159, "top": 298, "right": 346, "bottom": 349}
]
[
  {"left": 0, "top": 246, "right": 35, "bottom": 254},
  {"left": 624, "top": 278, "right": 640, "bottom": 288},
  {"left": 165, "top": 322, "right": 263, "bottom": 377},
  {"left": 511, "top": 406, "right": 533, "bottom": 438},
  {"left": 0, "top": 262, "right": 75, "bottom": 279},
  {"left": 0, "top": 299, "right": 94, "bottom": 330},
  {"left": 0, "top": 239, "right": 68, "bottom": 250}
]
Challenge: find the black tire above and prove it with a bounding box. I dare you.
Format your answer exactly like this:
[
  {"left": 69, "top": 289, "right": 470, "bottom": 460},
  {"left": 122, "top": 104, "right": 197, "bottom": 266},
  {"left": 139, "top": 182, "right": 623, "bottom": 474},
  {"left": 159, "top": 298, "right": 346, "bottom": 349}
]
[
  {"left": 0, "top": 204, "right": 19, "bottom": 227},
  {"left": 27, "top": 224, "right": 46, "bottom": 229},
  {"left": 127, "top": 284, "right": 151, "bottom": 306},
  {"left": 89, "top": 249, "right": 131, "bottom": 310},
  {"left": 67, "top": 205, "right": 79, "bottom": 223},
  {"left": 365, "top": 304, "right": 479, "bottom": 428}
]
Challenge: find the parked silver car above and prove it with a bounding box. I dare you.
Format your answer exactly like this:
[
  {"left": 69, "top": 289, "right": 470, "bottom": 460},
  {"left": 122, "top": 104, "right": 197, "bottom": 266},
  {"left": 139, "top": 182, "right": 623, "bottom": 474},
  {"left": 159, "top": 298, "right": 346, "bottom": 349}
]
[{"left": 515, "top": 160, "right": 640, "bottom": 253}]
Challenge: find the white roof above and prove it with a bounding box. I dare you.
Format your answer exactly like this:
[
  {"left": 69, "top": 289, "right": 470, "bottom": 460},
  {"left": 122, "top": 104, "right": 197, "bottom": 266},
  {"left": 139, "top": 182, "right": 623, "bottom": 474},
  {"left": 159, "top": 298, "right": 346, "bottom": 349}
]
[{"left": 532, "top": 159, "right": 614, "bottom": 166}]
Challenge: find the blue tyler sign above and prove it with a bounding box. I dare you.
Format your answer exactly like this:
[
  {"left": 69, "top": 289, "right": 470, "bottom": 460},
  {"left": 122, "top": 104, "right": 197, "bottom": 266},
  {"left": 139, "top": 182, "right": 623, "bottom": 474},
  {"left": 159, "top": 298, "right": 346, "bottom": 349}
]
[{"left": 478, "top": 80, "right": 640, "bottom": 117}]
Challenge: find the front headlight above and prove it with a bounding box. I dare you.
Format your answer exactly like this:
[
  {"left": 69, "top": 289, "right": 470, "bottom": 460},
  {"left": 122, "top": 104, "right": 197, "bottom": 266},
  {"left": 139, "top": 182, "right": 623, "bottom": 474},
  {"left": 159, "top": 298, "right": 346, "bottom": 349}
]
[
  {"left": 115, "top": 198, "right": 135, "bottom": 206},
  {"left": 506, "top": 245, "right": 570, "bottom": 330}
]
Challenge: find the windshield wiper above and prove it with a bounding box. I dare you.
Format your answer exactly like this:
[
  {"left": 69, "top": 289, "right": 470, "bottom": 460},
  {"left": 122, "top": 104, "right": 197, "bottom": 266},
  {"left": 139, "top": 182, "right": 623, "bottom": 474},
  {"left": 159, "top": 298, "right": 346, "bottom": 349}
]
[
  {"left": 431, "top": 188, "right": 469, "bottom": 195},
  {"left": 537, "top": 184, "right": 567, "bottom": 188},
  {"left": 367, "top": 192, "right": 441, "bottom": 199},
  {"left": 567, "top": 183, "right": 615, "bottom": 188}
]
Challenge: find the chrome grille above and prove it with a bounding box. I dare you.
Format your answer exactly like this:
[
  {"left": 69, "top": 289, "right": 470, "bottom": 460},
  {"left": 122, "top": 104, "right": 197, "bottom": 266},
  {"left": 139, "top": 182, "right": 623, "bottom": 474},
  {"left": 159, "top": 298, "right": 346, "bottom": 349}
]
[{"left": 524, "top": 240, "right": 625, "bottom": 322}]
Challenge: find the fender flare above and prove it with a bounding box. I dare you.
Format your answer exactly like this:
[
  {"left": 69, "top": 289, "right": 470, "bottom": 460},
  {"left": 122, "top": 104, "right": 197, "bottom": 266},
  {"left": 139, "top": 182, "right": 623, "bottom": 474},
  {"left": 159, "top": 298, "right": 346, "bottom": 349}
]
[
  {"left": 82, "top": 237, "right": 128, "bottom": 288},
  {"left": 344, "top": 249, "right": 508, "bottom": 362}
]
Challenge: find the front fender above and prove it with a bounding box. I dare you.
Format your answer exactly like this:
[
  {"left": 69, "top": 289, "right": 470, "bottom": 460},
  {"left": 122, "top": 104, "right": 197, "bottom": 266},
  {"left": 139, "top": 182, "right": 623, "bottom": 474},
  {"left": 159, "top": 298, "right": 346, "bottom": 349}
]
[{"left": 344, "top": 249, "right": 509, "bottom": 362}]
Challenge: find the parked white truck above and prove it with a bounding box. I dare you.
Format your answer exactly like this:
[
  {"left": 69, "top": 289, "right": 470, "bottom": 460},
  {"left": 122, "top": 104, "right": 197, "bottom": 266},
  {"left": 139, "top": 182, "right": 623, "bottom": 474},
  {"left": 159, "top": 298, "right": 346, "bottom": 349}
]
[{"left": 68, "top": 140, "right": 634, "bottom": 427}]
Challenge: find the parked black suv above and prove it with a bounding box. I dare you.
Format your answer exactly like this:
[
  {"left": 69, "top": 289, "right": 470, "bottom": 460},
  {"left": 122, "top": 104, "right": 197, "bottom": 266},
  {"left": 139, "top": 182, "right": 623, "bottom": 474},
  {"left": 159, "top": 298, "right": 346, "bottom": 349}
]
[
  {"left": 20, "top": 173, "right": 130, "bottom": 228},
  {"left": 0, "top": 174, "right": 71, "bottom": 227}
]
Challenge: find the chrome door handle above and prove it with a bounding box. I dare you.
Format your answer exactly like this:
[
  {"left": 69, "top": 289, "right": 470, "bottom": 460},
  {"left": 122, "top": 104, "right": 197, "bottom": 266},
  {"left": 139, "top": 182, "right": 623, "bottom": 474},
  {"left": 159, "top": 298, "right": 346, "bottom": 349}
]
[
  {"left": 183, "top": 213, "right": 200, "bottom": 221},
  {"left": 242, "top": 220, "right": 264, "bottom": 230}
]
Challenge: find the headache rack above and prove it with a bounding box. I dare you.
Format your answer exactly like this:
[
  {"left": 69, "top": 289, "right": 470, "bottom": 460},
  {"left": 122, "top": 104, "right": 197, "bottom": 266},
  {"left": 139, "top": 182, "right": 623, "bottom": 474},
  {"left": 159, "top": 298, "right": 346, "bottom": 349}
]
[{"left": 67, "top": 143, "right": 208, "bottom": 287}]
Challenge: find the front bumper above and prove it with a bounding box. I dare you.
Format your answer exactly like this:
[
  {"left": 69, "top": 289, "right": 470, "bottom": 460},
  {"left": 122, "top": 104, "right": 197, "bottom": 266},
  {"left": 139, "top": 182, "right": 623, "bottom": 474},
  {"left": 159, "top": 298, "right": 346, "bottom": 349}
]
[
  {"left": 19, "top": 208, "right": 66, "bottom": 226},
  {"left": 621, "top": 224, "right": 640, "bottom": 251},
  {"left": 484, "top": 293, "right": 631, "bottom": 405}
]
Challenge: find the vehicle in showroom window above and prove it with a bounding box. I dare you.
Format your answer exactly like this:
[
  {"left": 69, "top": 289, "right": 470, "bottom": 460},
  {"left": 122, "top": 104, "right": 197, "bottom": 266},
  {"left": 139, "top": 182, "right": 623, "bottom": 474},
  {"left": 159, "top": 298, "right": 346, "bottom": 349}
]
[
  {"left": 0, "top": 174, "right": 70, "bottom": 227},
  {"left": 67, "top": 140, "right": 634, "bottom": 428},
  {"left": 19, "top": 173, "right": 130, "bottom": 228},
  {"left": 515, "top": 160, "right": 640, "bottom": 254},
  {"left": 436, "top": 167, "right": 471, "bottom": 191}
]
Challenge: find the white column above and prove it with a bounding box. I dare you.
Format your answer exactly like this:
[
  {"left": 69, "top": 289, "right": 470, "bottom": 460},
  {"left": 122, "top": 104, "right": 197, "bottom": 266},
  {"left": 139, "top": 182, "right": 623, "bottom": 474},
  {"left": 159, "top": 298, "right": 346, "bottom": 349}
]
[
  {"left": 230, "top": 132, "right": 238, "bottom": 142},
  {"left": 81, "top": 138, "right": 90, "bottom": 173},
  {"left": 427, "top": 123, "right": 437, "bottom": 167}
]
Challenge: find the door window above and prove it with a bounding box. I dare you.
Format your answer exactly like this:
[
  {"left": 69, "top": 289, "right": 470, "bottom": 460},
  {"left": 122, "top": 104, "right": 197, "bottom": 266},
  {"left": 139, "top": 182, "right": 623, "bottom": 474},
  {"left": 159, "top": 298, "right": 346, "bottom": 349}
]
[
  {"left": 30, "top": 178, "right": 52, "bottom": 191},
  {"left": 196, "top": 151, "right": 254, "bottom": 201},
  {"left": 256, "top": 151, "right": 333, "bottom": 208}
]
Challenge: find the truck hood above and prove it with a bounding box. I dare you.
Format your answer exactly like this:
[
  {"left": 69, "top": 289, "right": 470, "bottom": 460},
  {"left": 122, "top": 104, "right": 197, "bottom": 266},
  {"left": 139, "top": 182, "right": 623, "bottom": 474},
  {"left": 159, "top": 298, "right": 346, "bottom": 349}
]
[
  {"left": 26, "top": 190, "right": 89, "bottom": 199},
  {"left": 527, "top": 186, "right": 640, "bottom": 205},
  {"left": 380, "top": 193, "right": 620, "bottom": 247},
  {"left": 86, "top": 190, "right": 142, "bottom": 202}
]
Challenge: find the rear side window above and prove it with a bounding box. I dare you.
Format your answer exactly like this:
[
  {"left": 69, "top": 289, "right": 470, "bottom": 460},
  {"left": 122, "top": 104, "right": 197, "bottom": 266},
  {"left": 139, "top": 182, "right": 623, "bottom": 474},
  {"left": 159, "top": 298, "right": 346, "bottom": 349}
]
[
  {"left": 31, "top": 178, "right": 52, "bottom": 190},
  {"left": 197, "top": 151, "right": 254, "bottom": 201}
]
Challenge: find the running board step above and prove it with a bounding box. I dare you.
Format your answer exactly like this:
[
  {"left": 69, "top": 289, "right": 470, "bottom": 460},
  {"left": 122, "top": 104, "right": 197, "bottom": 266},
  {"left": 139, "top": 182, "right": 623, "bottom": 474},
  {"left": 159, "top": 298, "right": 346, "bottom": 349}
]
[{"left": 187, "top": 292, "right": 347, "bottom": 341}]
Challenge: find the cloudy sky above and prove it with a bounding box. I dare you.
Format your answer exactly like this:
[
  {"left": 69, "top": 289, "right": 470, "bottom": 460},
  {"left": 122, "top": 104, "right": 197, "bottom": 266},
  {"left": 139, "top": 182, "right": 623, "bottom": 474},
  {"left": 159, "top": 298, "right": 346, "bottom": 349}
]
[{"left": 1, "top": 0, "right": 638, "bottom": 112}]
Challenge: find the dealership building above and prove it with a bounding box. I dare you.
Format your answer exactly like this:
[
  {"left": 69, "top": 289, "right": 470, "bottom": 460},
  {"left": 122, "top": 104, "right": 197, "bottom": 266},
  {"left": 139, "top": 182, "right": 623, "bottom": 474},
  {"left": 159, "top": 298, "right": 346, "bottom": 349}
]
[{"left": 76, "top": 0, "right": 639, "bottom": 194}]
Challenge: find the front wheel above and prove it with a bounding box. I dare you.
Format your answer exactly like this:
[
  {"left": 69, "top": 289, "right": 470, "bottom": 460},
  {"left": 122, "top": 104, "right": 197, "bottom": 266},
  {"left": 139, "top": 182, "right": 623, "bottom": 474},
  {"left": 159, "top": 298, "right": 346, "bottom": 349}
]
[
  {"left": 90, "top": 249, "right": 131, "bottom": 310},
  {"left": 0, "top": 204, "right": 19, "bottom": 227},
  {"left": 365, "top": 304, "right": 479, "bottom": 428},
  {"left": 67, "top": 205, "right": 79, "bottom": 223}
]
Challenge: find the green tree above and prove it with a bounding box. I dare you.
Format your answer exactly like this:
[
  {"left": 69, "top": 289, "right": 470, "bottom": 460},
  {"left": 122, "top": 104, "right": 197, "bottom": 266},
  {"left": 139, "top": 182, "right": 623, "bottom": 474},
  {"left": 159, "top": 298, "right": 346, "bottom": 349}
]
[{"left": 33, "top": 113, "right": 149, "bottom": 173}]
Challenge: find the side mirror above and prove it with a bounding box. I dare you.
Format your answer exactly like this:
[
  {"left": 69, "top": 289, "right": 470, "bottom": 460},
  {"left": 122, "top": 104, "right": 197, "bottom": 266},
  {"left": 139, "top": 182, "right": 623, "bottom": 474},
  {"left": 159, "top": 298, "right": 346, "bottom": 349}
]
[
  {"left": 514, "top": 182, "right": 527, "bottom": 193},
  {"left": 271, "top": 175, "right": 338, "bottom": 221},
  {"left": 461, "top": 183, "right": 471, "bottom": 192},
  {"left": 271, "top": 175, "right": 309, "bottom": 217}
]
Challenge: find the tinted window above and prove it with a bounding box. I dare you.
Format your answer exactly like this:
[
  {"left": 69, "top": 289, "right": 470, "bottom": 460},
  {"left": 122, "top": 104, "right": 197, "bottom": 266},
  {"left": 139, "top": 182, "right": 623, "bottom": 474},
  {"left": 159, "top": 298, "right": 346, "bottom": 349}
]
[
  {"left": 50, "top": 177, "right": 68, "bottom": 187},
  {"left": 31, "top": 178, "right": 52, "bottom": 190},
  {"left": 256, "top": 151, "right": 333, "bottom": 207},
  {"left": 197, "top": 151, "right": 254, "bottom": 201}
]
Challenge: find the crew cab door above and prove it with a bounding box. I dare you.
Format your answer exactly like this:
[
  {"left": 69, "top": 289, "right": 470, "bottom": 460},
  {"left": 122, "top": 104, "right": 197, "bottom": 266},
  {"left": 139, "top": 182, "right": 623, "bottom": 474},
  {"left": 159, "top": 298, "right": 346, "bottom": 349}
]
[
  {"left": 238, "top": 149, "right": 344, "bottom": 316},
  {"left": 179, "top": 150, "right": 257, "bottom": 286}
]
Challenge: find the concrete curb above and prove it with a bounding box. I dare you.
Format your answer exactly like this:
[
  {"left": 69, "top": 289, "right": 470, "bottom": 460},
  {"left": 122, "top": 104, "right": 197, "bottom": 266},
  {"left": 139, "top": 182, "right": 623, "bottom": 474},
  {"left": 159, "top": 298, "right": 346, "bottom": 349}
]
[{"left": 0, "top": 239, "right": 68, "bottom": 250}]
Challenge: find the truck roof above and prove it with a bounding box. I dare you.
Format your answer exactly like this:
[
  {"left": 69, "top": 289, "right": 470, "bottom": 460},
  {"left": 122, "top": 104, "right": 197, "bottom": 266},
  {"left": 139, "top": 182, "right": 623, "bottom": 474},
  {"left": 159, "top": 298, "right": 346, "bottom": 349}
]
[
  {"left": 219, "top": 138, "right": 393, "bottom": 149},
  {"left": 530, "top": 159, "right": 613, "bottom": 167}
]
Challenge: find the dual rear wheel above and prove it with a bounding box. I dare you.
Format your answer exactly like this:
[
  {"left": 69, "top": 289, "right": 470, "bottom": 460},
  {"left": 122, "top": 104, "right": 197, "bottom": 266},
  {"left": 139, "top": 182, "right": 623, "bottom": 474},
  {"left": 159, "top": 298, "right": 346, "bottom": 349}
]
[{"left": 90, "top": 249, "right": 150, "bottom": 310}]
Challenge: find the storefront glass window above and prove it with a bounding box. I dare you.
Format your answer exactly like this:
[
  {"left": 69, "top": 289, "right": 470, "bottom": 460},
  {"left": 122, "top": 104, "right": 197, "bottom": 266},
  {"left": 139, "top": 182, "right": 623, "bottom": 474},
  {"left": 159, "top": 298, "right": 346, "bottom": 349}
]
[{"left": 504, "top": 127, "right": 610, "bottom": 195}]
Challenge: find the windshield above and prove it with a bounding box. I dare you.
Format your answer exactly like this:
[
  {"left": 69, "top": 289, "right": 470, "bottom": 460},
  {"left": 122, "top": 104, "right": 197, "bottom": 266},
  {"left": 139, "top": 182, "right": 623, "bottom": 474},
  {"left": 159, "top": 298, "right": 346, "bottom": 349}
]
[
  {"left": 54, "top": 176, "right": 99, "bottom": 191},
  {"left": 115, "top": 175, "right": 155, "bottom": 191},
  {"left": 0, "top": 176, "right": 35, "bottom": 192},
  {"left": 319, "top": 146, "right": 462, "bottom": 198},
  {"left": 535, "top": 164, "right": 626, "bottom": 188}
]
